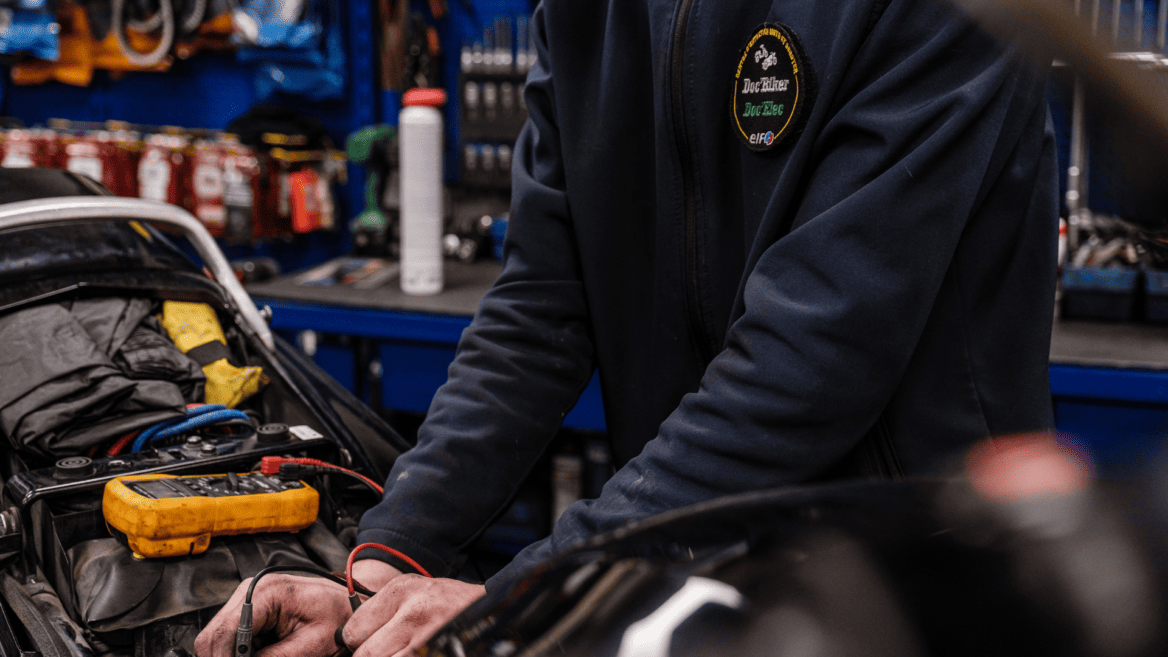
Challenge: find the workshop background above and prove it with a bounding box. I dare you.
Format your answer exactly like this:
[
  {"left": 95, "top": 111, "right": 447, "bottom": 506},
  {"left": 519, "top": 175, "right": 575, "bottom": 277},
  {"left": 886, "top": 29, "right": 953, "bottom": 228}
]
[{"left": 0, "top": 0, "right": 1165, "bottom": 559}]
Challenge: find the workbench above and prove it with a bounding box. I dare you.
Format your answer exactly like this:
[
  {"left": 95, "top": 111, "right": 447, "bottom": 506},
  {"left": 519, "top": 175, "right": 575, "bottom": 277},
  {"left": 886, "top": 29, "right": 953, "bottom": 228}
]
[
  {"left": 250, "top": 265, "right": 1168, "bottom": 474},
  {"left": 248, "top": 260, "right": 606, "bottom": 432}
]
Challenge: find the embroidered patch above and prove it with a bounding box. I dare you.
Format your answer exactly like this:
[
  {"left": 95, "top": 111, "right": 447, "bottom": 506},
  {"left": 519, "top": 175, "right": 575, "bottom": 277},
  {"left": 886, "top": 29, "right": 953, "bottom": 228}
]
[{"left": 731, "top": 23, "right": 813, "bottom": 153}]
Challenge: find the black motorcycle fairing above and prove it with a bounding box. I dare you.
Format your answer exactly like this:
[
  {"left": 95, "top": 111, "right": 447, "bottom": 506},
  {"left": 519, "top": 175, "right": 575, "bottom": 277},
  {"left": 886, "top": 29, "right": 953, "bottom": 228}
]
[{"left": 430, "top": 480, "right": 1168, "bottom": 657}]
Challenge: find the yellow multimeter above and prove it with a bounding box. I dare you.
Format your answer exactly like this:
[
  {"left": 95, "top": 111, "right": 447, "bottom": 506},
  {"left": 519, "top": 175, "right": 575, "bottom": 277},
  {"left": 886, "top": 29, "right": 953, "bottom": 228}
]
[{"left": 102, "top": 472, "right": 319, "bottom": 559}]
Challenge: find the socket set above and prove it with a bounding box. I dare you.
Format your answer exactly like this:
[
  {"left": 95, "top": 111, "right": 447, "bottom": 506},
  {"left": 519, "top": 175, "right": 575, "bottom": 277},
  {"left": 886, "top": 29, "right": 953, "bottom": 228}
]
[
  {"left": 458, "top": 16, "right": 530, "bottom": 190},
  {"left": 462, "top": 142, "right": 513, "bottom": 189},
  {"left": 459, "top": 16, "right": 535, "bottom": 77},
  {"left": 461, "top": 78, "right": 527, "bottom": 142}
]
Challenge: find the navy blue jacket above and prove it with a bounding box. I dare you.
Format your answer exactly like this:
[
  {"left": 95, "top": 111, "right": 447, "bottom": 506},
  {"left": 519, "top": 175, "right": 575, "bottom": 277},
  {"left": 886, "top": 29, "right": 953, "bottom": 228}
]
[{"left": 357, "top": 0, "right": 1059, "bottom": 587}]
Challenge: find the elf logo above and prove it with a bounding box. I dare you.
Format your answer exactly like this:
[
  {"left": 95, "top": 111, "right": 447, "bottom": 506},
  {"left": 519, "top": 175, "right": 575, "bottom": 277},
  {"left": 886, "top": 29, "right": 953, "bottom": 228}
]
[{"left": 748, "top": 132, "right": 776, "bottom": 146}]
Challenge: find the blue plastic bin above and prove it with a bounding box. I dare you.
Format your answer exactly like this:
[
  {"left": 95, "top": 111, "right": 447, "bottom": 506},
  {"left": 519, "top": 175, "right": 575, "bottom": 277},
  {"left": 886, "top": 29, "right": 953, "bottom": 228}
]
[{"left": 1061, "top": 266, "right": 1140, "bottom": 321}]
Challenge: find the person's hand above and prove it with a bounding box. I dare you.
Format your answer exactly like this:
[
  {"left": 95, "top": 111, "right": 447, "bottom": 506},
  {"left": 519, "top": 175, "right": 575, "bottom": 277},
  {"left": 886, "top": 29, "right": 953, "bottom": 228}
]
[
  {"left": 342, "top": 575, "right": 486, "bottom": 657},
  {"left": 194, "top": 560, "right": 402, "bottom": 657},
  {"left": 194, "top": 573, "right": 350, "bottom": 657}
]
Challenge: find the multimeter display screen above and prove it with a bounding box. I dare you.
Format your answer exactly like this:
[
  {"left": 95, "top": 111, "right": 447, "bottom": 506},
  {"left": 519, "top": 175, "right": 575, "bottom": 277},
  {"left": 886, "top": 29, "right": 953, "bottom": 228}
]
[{"left": 129, "top": 480, "right": 191, "bottom": 499}]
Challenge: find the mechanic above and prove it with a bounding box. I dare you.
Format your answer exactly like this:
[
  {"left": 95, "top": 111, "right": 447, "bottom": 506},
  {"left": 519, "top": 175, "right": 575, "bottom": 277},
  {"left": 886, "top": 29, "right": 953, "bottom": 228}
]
[{"left": 197, "top": 0, "right": 1058, "bottom": 655}]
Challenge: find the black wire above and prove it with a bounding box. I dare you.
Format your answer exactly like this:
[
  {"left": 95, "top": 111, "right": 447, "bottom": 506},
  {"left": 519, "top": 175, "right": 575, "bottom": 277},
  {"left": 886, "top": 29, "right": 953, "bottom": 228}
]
[{"left": 244, "top": 566, "right": 376, "bottom": 604}]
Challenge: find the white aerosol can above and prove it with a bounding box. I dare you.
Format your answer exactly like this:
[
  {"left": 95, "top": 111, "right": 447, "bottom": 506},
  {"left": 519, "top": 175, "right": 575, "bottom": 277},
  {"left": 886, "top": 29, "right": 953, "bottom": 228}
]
[{"left": 399, "top": 88, "right": 447, "bottom": 295}]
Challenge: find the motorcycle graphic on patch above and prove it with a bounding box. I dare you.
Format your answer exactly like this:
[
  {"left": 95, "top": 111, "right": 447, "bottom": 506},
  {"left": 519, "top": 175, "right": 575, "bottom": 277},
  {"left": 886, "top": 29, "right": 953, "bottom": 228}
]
[{"left": 754, "top": 44, "right": 778, "bottom": 70}]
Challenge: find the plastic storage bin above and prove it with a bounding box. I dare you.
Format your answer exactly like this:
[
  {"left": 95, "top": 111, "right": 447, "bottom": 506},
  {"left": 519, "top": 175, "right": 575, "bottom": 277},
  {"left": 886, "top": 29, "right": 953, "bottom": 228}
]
[{"left": 1061, "top": 266, "right": 1141, "bottom": 321}]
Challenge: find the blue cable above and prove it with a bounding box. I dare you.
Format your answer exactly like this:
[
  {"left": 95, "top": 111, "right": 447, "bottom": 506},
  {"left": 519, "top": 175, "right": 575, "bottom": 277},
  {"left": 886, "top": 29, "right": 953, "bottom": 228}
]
[
  {"left": 130, "top": 404, "right": 245, "bottom": 452},
  {"left": 148, "top": 409, "right": 253, "bottom": 445},
  {"left": 131, "top": 404, "right": 228, "bottom": 452}
]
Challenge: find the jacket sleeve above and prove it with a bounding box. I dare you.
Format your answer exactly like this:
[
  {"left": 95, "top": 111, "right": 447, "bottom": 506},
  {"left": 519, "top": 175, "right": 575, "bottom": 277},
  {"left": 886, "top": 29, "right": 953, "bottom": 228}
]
[
  {"left": 354, "top": 3, "right": 596, "bottom": 578},
  {"left": 486, "top": 1, "right": 1056, "bottom": 588}
]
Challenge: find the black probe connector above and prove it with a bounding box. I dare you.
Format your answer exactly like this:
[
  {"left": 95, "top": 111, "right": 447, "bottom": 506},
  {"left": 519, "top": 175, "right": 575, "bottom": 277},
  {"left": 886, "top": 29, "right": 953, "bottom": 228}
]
[
  {"left": 333, "top": 590, "right": 361, "bottom": 657},
  {"left": 234, "top": 602, "right": 254, "bottom": 657}
]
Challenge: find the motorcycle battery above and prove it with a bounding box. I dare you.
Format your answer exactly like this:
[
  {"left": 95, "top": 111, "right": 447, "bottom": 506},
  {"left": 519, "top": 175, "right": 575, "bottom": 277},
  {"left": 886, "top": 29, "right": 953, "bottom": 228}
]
[{"left": 103, "top": 472, "right": 318, "bottom": 558}]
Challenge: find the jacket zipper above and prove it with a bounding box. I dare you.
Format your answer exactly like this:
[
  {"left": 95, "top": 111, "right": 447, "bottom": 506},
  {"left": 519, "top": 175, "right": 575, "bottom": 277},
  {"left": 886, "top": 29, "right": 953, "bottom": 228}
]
[{"left": 671, "top": 0, "right": 717, "bottom": 365}]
